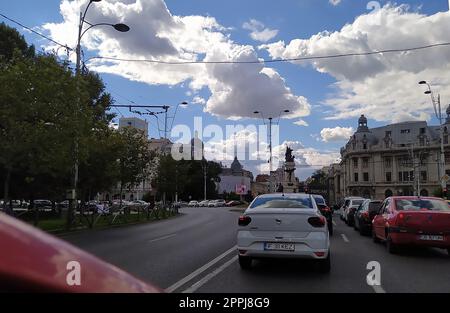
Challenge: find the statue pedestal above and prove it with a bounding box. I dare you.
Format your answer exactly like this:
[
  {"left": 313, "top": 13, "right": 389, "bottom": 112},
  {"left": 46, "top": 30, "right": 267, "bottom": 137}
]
[{"left": 282, "top": 161, "right": 297, "bottom": 193}]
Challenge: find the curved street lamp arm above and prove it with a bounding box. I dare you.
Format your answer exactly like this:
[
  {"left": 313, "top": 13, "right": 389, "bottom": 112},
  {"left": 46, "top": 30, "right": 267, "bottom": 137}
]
[
  {"left": 275, "top": 109, "right": 290, "bottom": 125},
  {"left": 80, "top": 23, "right": 115, "bottom": 40}
]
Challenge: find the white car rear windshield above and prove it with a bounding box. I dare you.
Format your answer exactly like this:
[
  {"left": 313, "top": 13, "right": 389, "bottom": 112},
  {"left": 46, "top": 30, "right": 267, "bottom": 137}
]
[
  {"left": 249, "top": 197, "right": 313, "bottom": 209},
  {"left": 395, "top": 199, "right": 450, "bottom": 211},
  {"left": 351, "top": 200, "right": 364, "bottom": 206}
]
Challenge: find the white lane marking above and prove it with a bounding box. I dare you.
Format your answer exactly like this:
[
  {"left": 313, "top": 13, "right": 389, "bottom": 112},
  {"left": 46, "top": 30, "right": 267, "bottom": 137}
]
[
  {"left": 182, "top": 255, "right": 238, "bottom": 293},
  {"left": 341, "top": 234, "right": 349, "bottom": 243},
  {"left": 332, "top": 220, "right": 337, "bottom": 226},
  {"left": 372, "top": 285, "right": 386, "bottom": 293},
  {"left": 165, "top": 245, "right": 237, "bottom": 293},
  {"left": 148, "top": 234, "right": 177, "bottom": 243}
]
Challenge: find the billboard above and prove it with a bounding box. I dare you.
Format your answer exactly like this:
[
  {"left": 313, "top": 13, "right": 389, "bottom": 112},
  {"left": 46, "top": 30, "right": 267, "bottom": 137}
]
[{"left": 235, "top": 184, "right": 247, "bottom": 195}]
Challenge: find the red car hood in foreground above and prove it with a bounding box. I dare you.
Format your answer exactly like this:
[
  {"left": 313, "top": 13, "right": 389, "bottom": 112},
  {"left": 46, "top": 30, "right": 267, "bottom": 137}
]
[{"left": 0, "top": 213, "right": 161, "bottom": 293}]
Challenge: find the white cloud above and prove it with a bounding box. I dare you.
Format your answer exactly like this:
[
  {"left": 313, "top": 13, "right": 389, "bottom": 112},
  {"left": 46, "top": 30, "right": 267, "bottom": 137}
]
[
  {"left": 320, "top": 126, "right": 354, "bottom": 142},
  {"left": 329, "top": 0, "right": 342, "bottom": 6},
  {"left": 242, "top": 19, "right": 279, "bottom": 43},
  {"left": 293, "top": 119, "right": 309, "bottom": 127},
  {"left": 260, "top": 5, "right": 450, "bottom": 123},
  {"left": 202, "top": 130, "right": 338, "bottom": 180},
  {"left": 43, "top": 0, "right": 309, "bottom": 121},
  {"left": 192, "top": 96, "right": 206, "bottom": 105}
]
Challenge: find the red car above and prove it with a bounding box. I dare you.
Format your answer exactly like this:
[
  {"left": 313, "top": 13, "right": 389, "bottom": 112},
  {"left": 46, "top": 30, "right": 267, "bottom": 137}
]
[
  {"left": 0, "top": 213, "right": 161, "bottom": 292},
  {"left": 372, "top": 196, "right": 450, "bottom": 254}
]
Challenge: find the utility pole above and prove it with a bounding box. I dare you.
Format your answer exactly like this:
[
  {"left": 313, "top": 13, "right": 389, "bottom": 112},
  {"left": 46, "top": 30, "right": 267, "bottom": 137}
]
[
  {"left": 268, "top": 117, "right": 273, "bottom": 193},
  {"left": 419, "top": 81, "right": 446, "bottom": 198},
  {"left": 203, "top": 160, "right": 207, "bottom": 201},
  {"left": 253, "top": 110, "right": 290, "bottom": 194}
]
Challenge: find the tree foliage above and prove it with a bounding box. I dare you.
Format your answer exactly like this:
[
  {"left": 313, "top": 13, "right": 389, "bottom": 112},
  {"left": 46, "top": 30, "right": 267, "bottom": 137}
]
[{"left": 0, "top": 23, "right": 155, "bottom": 213}]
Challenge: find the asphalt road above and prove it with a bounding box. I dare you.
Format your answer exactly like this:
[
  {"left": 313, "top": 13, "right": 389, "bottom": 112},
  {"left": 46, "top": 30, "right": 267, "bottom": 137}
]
[{"left": 61, "top": 206, "right": 450, "bottom": 293}]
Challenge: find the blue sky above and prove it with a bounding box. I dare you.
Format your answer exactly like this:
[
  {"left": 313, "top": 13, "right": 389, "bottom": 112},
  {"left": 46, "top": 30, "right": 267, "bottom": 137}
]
[{"left": 2, "top": 0, "right": 450, "bottom": 178}]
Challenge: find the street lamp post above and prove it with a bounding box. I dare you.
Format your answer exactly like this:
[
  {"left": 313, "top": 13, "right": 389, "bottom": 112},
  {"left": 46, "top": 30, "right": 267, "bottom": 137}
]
[
  {"left": 69, "top": 0, "right": 129, "bottom": 227},
  {"left": 253, "top": 109, "right": 290, "bottom": 193},
  {"left": 202, "top": 159, "right": 208, "bottom": 201},
  {"left": 419, "top": 81, "right": 446, "bottom": 196}
]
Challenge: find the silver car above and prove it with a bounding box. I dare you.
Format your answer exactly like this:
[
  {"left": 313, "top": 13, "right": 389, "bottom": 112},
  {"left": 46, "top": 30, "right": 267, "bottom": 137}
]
[{"left": 237, "top": 193, "right": 330, "bottom": 272}]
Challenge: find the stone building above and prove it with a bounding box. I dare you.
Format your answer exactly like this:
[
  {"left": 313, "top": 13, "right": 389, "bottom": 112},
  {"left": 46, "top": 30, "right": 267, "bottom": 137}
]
[
  {"left": 251, "top": 174, "right": 270, "bottom": 196},
  {"left": 218, "top": 157, "right": 253, "bottom": 195},
  {"left": 328, "top": 112, "right": 450, "bottom": 205}
]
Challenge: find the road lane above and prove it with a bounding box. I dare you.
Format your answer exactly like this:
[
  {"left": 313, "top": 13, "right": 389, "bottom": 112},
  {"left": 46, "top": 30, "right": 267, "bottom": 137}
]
[
  {"left": 192, "top": 216, "right": 374, "bottom": 293},
  {"left": 61, "top": 206, "right": 240, "bottom": 289},
  {"left": 61, "top": 209, "right": 450, "bottom": 293}
]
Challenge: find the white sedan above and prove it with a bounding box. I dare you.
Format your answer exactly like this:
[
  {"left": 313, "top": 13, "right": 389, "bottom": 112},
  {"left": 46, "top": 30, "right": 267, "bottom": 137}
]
[{"left": 237, "top": 193, "right": 330, "bottom": 272}]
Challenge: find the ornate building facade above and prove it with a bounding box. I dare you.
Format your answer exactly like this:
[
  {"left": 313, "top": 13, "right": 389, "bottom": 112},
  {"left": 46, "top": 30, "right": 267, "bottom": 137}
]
[
  {"left": 218, "top": 157, "right": 253, "bottom": 195},
  {"left": 328, "top": 112, "right": 450, "bottom": 205}
]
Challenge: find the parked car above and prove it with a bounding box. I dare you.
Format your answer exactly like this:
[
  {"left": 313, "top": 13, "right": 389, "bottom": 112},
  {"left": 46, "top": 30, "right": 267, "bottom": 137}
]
[
  {"left": 372, "top": 196, "right": 450, "bottom": 255},
  {"left": 213, "top": 199, "right": 226, "bottom": 207},
  {"left": 208, "top": 200, "right": 217, "bottom": 207},
  {"left": 312, "top": 195, "right": 333, "bottom": 236},
  {"left": 237, "top": 193, "right": 330, "bottom": 272},
  {"left": 354, "top": 200, "right": 382, "bottom": 235},
  {"left": 33, "top": 200, "right": 53, "bottom": 211},
  {"left": 188, "top": 200, "right": 199, "bottom": 207},
  {"left": 199, "top": 200, "right": 210, "bottom": 207},
  {"left": 226, "top": 200, "right": 241, "bottom": 207},
  {"left": 58, "top": 200, "right": 70, "bottom": 210},
  {"left": 132, "top": 200, "right": 149, "bottom": 206},
  {"left": 340, "top": 197, "right": 365, "bottom": 225}
]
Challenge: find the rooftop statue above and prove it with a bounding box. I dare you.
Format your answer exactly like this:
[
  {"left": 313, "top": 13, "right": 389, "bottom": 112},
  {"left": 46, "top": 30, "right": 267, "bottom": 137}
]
[{"left": 285, "top": 146, "right": 295, "bottom": 163}]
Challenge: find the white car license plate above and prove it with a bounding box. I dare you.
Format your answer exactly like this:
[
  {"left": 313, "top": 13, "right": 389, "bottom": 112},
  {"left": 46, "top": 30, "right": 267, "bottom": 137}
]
[
  {"left": 264, "top": 243, "right": 295, "bottom": 251},
  {"left": 419, "top": 235, "right": 444, "bottom": 241}
]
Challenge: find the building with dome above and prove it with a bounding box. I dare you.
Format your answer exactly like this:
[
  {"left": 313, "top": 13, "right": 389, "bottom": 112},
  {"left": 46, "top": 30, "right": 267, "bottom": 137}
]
[
  {"left": 217, "top": 157, "right": 253, "bottom": 196},
  {"left": 328, "top": 112, "right": 450, "bottom": 205}
]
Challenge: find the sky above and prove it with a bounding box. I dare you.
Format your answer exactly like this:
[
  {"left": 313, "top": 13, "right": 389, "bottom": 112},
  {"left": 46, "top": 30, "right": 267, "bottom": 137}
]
[{"left": 1, "top": 0, "right": 450, "bottom": 179}]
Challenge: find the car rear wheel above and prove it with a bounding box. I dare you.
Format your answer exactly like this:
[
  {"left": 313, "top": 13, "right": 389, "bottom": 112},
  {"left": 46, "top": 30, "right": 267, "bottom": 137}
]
[
  {"left": 317, "top": 252, "right": 331, "bottom": 273},
  {"left": 359, "top": 226, "right": 366, "bottom": 236},
  {"left": 386, "top": 235, "right": 398, "bottom": 254},
  {"left": 372, "top": 230, "right": 380, "bottom": 243},
  {"left": 328, "top": 223, "right": 333, "bottom": 236},
  {"left": 238, "top": 255, "right": 252, "bottom": 270}
]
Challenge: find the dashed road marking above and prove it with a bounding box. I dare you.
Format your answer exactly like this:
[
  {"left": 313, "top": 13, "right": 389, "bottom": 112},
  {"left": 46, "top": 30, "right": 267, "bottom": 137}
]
[
  {"left": 341, "top": 234, "right": 350, "bottom": 243},
  {"left": 148, "top": 234, "right": 177, "bottom": 243},
  {"left": 165, "top": 245, "right": 237, "bottom": 293},
  {"left": 332, "top": 220, "right": 337, "bottom": 226},
  {"left": 182, "top": 255, "right": 238, "bottom": 293}
]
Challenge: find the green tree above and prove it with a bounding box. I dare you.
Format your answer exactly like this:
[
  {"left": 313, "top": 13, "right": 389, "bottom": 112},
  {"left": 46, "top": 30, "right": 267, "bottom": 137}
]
[
  {"left": 0, "top": 22, "right": 35, "bottom": 62},
  {"left": 0, "top": 53, "right": 84, "bottom": 212},
  {"left": 116, "top": 127, "right": 155, "bottom": 205}
]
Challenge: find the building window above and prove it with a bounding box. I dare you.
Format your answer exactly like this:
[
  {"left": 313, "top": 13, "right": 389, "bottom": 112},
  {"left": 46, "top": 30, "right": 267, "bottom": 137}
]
[
  {"left": 445, "top": 135, "right": 449, "bottom": 145},
  {"left": 363, "top": 143, "right": 368, "bottom": 150},
  {"left": 420, "top": 128, "right": 426, "bottom": 134},
  {"left": 363, "top": 173, "right": 369, "bottom": 182},
  {"left": 398, "top": 172, "right": 403, "bottom": 182},
  {"left": 445, "top": 153, "right": 450, "bottom": 164},
  {"left": 354, "top": 173, "right": 359, "bottom": 182},
  {"left": 420, "top": 171, "right": 427, "bottom": 182},
  {"left": 401, "top": 171, "right": 413, "bottom": 182},
  {"left": 385, "top": 131, "right": 392, "bottom": 137},
  {"left": 419, "top": 137, "right": 425, "bottom": 146},
  {"left": 362, "top": 158, "right": 369, "bottom": 168},
  {"left": 353, "top": 158, "right": 358, "bottom": 169},
  {"left": 401, "top": 129, "right": 411, "bottom": 134},
  {"left": 386, "top": 172, "right": 392, "bottom": 182},
  {"left": 384, "top": 157, "right": 392, "bottom": 168}
]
